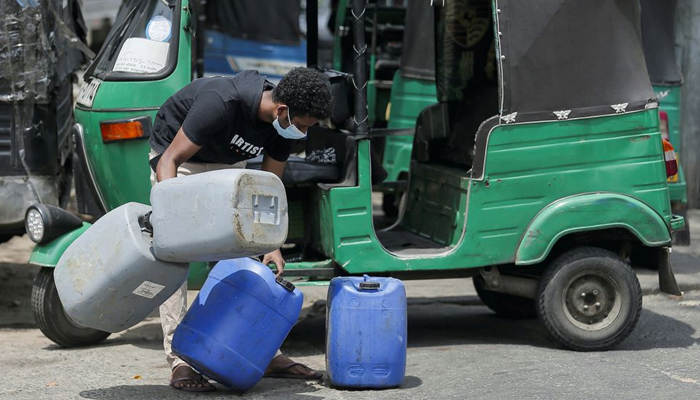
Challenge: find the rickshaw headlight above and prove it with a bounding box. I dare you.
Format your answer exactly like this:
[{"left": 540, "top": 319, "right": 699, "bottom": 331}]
[
  {"left": 24, "top": 204, "right": 84, "bottom": 244},
  {"left": 25, "top": 207, "right": 44, "bottom": 243}
]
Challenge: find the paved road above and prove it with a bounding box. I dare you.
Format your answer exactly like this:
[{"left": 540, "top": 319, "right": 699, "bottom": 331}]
[
  {"left": 2, "top": 291, "right": 700, "bottom": 400},
  {"left": 2, "top": 212, "right": 700, "bottom": 399}
]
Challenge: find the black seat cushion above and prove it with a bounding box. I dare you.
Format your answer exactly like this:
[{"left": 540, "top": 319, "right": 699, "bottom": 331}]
[{"left": 246, "top": 155, "right": 340, "bottom": 185}]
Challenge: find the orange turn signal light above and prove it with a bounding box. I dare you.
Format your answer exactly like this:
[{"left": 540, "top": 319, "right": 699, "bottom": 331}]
[{"left": 100, "top": 121, "right": 144, "bottom": 142}]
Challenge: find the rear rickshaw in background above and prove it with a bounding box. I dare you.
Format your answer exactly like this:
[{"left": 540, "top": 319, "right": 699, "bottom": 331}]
[
  {"left": 641, "top": 0, "right": 690, "bottom": 245},
  {"left": 26, "top": 0, "right": 684, "bottom": 353},
  {"left": 332, "top": 0, "right": 437, "bottom": 216},
  {"left": 0, "top": 0, "right": 89, "bottom": 243}
]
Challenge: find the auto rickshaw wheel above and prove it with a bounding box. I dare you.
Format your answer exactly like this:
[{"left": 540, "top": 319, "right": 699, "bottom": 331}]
[
  {"left": 31, "top": 267, "right": 111, "bottom": 347},
  {"left": 537, "top": 247, "right": 642, "bottom": 352},
  {"left": 473, "top": 275, "right": 537, "bottom": 319}
]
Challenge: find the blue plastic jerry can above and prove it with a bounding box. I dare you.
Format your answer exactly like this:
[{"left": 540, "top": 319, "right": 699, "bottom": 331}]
[
  {"left": 172, "top": 258, "right": 303, "bottom": 392},
  {"left": 326, "top": 275, "right": 407, "bottom": 388}
]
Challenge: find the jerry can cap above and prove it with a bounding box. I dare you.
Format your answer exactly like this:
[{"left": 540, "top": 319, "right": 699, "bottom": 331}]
[
  {"left": 276, "top": 276, "right": 296, "bottom": 292},
  {"left": 359, "top": 274, "right": 380, "bottom": 290}
]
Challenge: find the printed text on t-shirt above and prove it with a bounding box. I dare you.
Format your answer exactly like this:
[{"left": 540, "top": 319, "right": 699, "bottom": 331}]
[{"left": 230, "top": 134, "right": 264, "bottom": 156}]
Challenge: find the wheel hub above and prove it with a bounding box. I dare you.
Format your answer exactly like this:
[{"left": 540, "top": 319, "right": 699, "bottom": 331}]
[{"left": 564, "top": 273, "right": 621, "bottom": 330}]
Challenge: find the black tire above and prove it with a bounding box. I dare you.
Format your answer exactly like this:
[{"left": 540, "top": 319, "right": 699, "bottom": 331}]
[
  {"left": 31, "top": 267, "right": 110, "bottom": 347},
  {"left": 537, "top": 247, "right": 642, "bottom": 351},
  {"left": 473, "top": 275, "right": 537, "bottom": 319}
]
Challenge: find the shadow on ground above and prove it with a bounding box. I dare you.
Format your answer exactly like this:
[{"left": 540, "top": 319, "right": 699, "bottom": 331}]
[
  {"left": 285, "top": 302, "right": 699, "bottom": 356},
  {"left": 78, "top": 375, "right": 423, "bottom": 399},
  {"left": 80, "top": 379, "right": 321, "bottom": 399}
]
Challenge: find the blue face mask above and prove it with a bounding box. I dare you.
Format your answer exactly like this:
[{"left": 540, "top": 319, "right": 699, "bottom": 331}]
[{"left": 273, "top": 109, "right": 306, "bottom": 140}]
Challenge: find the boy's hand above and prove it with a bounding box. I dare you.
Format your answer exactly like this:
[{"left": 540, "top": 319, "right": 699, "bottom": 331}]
[{"left": 262, "top": 249, "right": 286, "bottom": 277}]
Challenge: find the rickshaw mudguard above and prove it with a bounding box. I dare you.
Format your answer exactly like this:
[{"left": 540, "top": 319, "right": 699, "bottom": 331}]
[
  {"left": 515, "top": 193, "right": 672, "bottom": 266},
  {"left": 29, "top": 223, "right": 92, "bottom": 267}
]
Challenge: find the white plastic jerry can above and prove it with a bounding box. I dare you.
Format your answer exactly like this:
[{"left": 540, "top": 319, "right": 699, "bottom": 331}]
[
  {"left": 149, "top": 169, "right": 288, "bottom": 262},
  {"left": 54, "top": 202, "right": 188, "bottom": 333}
]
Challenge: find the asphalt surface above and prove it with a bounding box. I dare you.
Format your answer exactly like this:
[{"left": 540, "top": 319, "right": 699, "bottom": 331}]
[
  {"left": 2, "top": 291, "right": 700, "bottom": 400},
  {"left": 1, "top": 211, "right": 700, "bottom": 399}
]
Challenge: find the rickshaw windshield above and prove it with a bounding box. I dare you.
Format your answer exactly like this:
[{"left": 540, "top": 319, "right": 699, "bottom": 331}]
[{"left": 85, "top": 0, "right": 178, "bottom": 81}]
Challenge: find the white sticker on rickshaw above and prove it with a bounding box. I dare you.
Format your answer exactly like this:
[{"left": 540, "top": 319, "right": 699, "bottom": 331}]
[
  {"left": 76, "top": 79, "right": 102, "bottom": 108},
  {"left": 113, "top": 38, "right": 170, "bottom": 74},
  {"left": 146, "top": 16, "right": 172, "bottom": 42}
]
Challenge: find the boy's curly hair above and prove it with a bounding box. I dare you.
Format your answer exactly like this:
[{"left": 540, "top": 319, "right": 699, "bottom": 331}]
[{"left": 272, "top": 67, "right": 332, "bottom": 119}]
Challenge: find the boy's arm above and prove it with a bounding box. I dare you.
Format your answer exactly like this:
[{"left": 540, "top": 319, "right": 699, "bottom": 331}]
[
  {"left": 155, "top": 127, "right": 202, "bottom": 182},
  {"left": 260, "top": 152, "right": 287, "bottom": 276}
]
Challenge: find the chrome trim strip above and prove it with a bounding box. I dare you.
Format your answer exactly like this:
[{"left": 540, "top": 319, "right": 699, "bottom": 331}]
[{"left": 73, "top": 123, "right": 108, "bottom": 214}]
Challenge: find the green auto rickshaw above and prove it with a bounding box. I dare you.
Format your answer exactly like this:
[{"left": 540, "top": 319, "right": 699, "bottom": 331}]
[
  {"left": 373, "top": 0, "right": 690, "bottom": 224},
  {"left": 641, "top": 0, "right": 689, "bottom": 245},
  {"left": 26, "top": 0, "right": 684, "bottom": 352}
]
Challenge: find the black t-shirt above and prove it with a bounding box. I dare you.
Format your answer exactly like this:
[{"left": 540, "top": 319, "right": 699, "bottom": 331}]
[{"left": 149, "top": 71, "right": 293, "bottom": 169}]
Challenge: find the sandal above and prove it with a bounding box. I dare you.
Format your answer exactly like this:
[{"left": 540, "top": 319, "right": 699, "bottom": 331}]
[
  {"left": 169, "top": 365, "right": 216, "bottom": 392},
  {"left": 264, "top": 358, "right": 324, "bottom": 380}
]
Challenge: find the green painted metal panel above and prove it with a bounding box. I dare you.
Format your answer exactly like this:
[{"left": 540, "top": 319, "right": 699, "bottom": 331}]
[
  {"left": 331, "top": 0, "right": 347, "bottom": 72},
  {"left": 186, "top": 262, "right": 211, "bottom": 290},
  {"left": 386, "top": 73, "right": 437, "bottom": 129},
  {"left": 668, "top": 181, "right": 687, "bottom": 203},
  {"left": 654, "top": 85, "right": 687, "bottom": 204},
  {"left": 283, "top": 259, "right": 336, "bottom": 270},
  {"left": 463, "top": 109, "right": 672, "bottom": 266},
  {"left": 29, "top": 223, "right": 92, "bottom": 267},
  {"left": 655, "top": 85, "right": 682, "bottom": 148},
  {"left": 516, "top": 193, "right": 672, "bottom": 265},
  {"left": 401, "top": 163, "right": 469, "bottom": 246},
  {"left": 76, "top": 3, "right": 193, "bottom": 210},
  {"left": 76, "top": 109, "right": 154, "bottom": 209},
  {"left": 314, "top": 110, "right": 673, "bottom": 274},
  {"left": 670, "top": 214, "right": 686, "bottom": 231},
  {"left": 382, "top": 72, "right": 437, "bottom": 181}
]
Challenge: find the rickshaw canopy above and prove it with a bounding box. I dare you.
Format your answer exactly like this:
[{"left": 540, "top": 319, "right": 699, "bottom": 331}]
[
  {"left": 496, "top": 0, "right": 655, "bottom": 123},
  {"left": 399, "top": 0, "right": 436, "bottom": 80},
  {"left": 641, "top": 0, "right": 682, "bottom": 86}
]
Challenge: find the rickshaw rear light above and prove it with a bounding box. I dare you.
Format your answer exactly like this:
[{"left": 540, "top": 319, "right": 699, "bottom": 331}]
[
  {"left": 101, "top": 121, "right": 144, "bottom": 142},
  {"left": 662, "top": 138, "right": 678, "bottom": 178},
  {"left": 659, "top": 111, "right": 669, "bottom": 140},
  {"left": 99, "top": 116, "right": 151, "bottom": 143}
]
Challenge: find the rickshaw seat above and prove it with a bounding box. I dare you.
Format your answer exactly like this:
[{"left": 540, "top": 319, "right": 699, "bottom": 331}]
[
  {"left": 246, "top": 127, "right": 359, "bottom": 186},
  {"left": 413, "top": 103, "right": 451, "bottom": 164},
  {"left": 246, "top": 155, "right": 340, "bottom": 185}
]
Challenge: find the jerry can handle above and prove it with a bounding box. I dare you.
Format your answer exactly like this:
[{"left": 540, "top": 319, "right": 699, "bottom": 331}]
[
  {"left": 276, "top": 276, "right": 296, "bottom": 292},
  {"left": 359, "top": 274, "right": 380, "bottom": 290},
  {"left": 138, "top": 211, "right": 153, "bottom": 235}
]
